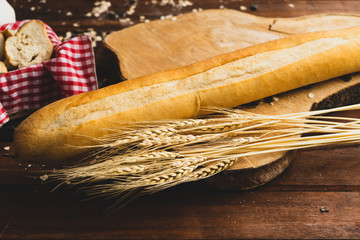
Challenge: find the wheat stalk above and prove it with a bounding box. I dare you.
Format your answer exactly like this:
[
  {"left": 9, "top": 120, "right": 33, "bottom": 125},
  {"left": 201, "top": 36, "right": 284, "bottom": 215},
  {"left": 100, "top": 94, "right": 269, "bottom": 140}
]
[{"left": 50, "top": 103, "right": 360, "bottom": 207}]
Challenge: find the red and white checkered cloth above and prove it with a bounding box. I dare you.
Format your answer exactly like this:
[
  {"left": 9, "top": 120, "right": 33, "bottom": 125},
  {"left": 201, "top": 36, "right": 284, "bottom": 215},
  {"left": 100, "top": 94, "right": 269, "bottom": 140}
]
[{"left": 0, "top": 20, "right": 98, "bottom": 127}]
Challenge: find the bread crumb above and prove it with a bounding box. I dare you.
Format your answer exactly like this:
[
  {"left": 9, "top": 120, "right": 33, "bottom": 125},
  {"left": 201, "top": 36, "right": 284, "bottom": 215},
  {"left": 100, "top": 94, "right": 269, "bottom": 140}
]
[
  {"left": 139, "top": 15, "right": 151, "bottom": 23},
  {"left": 40, "top": 174, "right": 49, "bottom": 182},
  {"left": 273, "top": 96, "right": 279, "bottom": 102},
  {"left": 126, "top": 2, "right": 137, "bottom": 15},
  {"left": 119, "top": 18, "right": 132, "bottom": 24},
  {"left": 94, "top": 36, "right": 102, "bottom": 41},
  {"left": 30, "top": 6, "right": 35, "bottom": 11},
  {"left": 219, "top": 5, "right": 225, "bottom": 9},
  {"left": 3, "top": 146, "right": 10, "bottom": 151},
  {"left": 308, "top": 93, "right": 314, "bottom": 99},
  {"left": 160, "top": 14, "right": 176, "bottom": 20},
  {"left": 66, "top": 11, "right": 73, "bottom": 16},
  {"left": 288, "top": 3, "right": 295, "bottom": 8},
  {"left": 73, "top": 22, "right": 80, "bottom": 27},
  {"left": 63, "top": 32, "right": 71, "bottom": 41},
  {"left": 240, "top": 6, "right": 247, "bottom": 11},
  {"left": 320, "top": 206, "right": 329, "bottom": 212}
]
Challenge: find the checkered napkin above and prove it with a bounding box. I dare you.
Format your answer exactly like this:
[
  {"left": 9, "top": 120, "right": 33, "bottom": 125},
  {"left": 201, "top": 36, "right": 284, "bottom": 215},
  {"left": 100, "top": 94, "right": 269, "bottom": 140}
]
[{"left": 0, "top": 20, "right": 98, "bottom": 127}]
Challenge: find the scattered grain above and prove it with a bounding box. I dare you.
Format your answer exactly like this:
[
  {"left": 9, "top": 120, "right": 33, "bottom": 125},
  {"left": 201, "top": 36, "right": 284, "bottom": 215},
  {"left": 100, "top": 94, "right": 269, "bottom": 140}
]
[
  {"left": 240, "top": 6, "right": 247, "bottom": 11},
  {"left": 288, "top": 3, "right": 295, "bottom": 8},
  {"left": 126, "top": 2, "right": 137, "bottom": 15},
  {"left": 158, "top": 0, "right": 193, "bottom": 7},
  {"left": 40, "top": 174, "right": 49, "bottom": 181},
  {"left": 320, "top": 206, "right": 329, "bottom": 212},
  {"left": 307, "top": 93, "right": 314, "bottom": 99},
  {"left": 86, "top": 0, "right": 112, "bottom": 18}
]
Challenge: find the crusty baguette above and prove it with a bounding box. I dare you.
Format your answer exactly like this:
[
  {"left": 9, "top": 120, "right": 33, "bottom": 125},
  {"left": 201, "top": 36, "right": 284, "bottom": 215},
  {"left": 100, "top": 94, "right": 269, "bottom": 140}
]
[{"left": 11, "top": 26, "right": 360, "bottom": 164}]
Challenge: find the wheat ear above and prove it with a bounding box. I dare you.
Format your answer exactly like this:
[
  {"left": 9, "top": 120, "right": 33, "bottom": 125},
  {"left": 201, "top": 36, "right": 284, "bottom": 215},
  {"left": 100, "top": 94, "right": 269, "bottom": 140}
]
[{"left": 51, "top": 103, "right": 360, "bottom": 207}]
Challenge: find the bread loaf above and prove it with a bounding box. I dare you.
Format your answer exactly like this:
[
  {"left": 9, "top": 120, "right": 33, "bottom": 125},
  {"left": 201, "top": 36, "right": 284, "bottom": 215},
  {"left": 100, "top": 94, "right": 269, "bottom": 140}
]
[
  {"left": 11, "top": 26, "right": 360, "bottom": 164},
  {"left": 5, "top": 20, "right": 53, "bottom": 68}
]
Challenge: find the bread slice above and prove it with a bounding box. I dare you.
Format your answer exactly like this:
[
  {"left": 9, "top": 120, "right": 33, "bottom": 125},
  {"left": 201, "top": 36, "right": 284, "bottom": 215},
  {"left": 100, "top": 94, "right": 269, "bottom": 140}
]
[
  {"left": 4, "top": 20, "right": 53, "bottom": 68},
  {"left": 0, "top": 61, "right": 8, "bottom": 73},
  {"left": 0, "top": 32, "right": 4, "bottom": 60},
  {"left": 1, "top": 28, "right": 16, "bottom": 39}
]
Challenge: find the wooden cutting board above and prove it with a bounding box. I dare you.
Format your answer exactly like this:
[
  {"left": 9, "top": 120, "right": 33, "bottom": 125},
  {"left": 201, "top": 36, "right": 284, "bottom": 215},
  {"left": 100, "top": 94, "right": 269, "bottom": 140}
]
[{"left": 97, "top": 9, "right": 360, "bottom": 189}]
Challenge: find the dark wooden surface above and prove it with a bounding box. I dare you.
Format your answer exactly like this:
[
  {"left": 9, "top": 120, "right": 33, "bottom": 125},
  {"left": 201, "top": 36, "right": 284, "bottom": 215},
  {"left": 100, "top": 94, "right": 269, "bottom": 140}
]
[{"left": 1, "top": 0, "right": 360, "bottom": 239}]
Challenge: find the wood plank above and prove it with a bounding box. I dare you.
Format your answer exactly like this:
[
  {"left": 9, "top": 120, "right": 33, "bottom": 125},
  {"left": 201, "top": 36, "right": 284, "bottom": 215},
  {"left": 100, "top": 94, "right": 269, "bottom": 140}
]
[
  {"left": 0, "top": 189, "right": 359, "bottom": 239},
  {"left": 273, "top": 145, "right": 360, "bottom": 187},
  {"left": 1, "top": 1, "right": 360, "bottom": 239},
  {"left": 6, "top": 0, "right": 360, "bottom": 32},
  {"left": 1, "top": 141, "right": 360, "bottom": 189}
]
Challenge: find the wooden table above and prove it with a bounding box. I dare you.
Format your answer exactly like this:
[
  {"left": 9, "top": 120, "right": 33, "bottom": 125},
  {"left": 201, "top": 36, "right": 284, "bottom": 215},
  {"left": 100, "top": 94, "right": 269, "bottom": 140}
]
[{"left": 1, "top": 0, "right": 360, "bottom": 239}]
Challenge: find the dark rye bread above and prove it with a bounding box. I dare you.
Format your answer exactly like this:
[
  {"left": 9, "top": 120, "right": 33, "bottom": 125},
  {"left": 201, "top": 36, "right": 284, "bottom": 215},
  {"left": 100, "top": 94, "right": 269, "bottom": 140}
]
[{"left": 10, "top": 26, "right": 360, "bottom": 164}]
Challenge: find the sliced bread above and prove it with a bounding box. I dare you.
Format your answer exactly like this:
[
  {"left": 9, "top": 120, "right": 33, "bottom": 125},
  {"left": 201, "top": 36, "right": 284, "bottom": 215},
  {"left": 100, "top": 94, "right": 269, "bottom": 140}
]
[
  {"left": 0, "top": 61, "right": 7, "bottom": 73},
  {"left": 4, "top": 20, "right": 53, "bottom": 68},
  {"left": 0, "top": 32, "right": 4, "bottom": 60}
]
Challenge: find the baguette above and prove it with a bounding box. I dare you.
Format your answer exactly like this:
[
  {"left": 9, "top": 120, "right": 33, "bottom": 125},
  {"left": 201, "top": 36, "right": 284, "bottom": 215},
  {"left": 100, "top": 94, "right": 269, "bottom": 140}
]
[{"left": 11, "top": 26, "right": 360, "bottom": 164}]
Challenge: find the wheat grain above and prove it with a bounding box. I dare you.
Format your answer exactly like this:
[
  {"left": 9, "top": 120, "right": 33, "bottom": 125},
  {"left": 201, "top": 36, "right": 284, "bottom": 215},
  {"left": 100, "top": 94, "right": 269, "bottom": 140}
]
[{"left": 50, "top": 103, "right": 360, "bottom": 208}]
